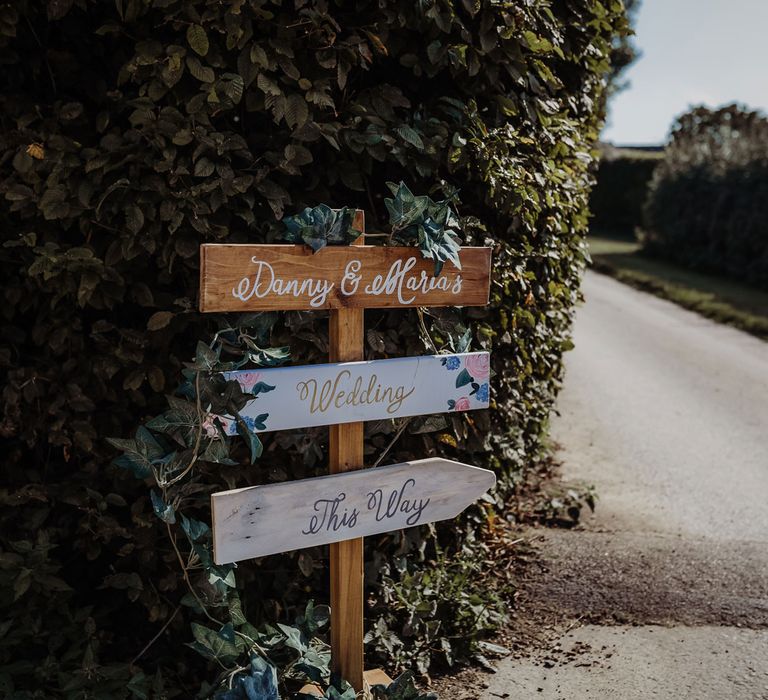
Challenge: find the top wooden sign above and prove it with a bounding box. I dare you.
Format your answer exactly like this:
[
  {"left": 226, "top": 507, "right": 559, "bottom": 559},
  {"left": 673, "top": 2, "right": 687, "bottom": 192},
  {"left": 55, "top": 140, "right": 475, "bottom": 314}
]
[{"left": 199, "top": 244, "right": 492, "bottom": 312}]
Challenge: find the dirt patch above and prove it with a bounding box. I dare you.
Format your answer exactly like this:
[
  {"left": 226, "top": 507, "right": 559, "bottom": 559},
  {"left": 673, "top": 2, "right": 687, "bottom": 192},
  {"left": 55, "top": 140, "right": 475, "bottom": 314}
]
[
  {"left": 426, "top": 528, "right": 584, "bottom": 699},
  {"left": 522, "top": 528, "right": 768, "bottom": 628},
  {"left": 427, "top": 525, "right": 768, "bottom": 697}
]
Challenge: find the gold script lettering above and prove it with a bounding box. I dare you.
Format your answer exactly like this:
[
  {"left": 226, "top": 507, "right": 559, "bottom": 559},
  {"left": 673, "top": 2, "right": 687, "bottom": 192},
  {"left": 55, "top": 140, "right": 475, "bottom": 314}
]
[{"left": 296, "top": 371, "right": 415, "bottom": 415}]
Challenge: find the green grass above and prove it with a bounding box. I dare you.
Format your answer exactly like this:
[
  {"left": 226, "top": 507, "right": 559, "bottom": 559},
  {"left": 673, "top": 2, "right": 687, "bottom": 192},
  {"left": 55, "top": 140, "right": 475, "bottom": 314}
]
[
  {"left": 588, "top": 233, "right": 768, "bottom": 340},
  {"left": 608, "top": 147, "right": 665, "bottom": 161}
]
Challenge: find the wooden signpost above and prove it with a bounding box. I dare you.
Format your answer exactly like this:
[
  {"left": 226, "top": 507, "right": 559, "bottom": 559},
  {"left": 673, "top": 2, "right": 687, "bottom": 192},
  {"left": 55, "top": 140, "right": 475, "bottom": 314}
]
[{"left": 199, "top": 211, "right": 493, "bottom": 692}]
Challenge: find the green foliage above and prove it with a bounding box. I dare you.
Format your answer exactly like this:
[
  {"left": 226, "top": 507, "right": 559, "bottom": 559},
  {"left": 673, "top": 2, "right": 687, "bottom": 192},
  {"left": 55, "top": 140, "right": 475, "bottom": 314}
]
[
  {"left": 0, "top": 0, "right": 628, "bottom": 696},
  {"left": 366, "top": 547, "right": 507, "bottom": 674},
  {"left": 642, "top": 104, "right": 768, "bottom": 289},
  {"left": 590, "top": 147, "right": 663, "bottom": 234},
  {"left": 533, "top": 484, "right": 597, "bottom": 528},
  {"left": 371, "top": 671, "right": 437, "bottom": 700},
  {"left": 283, "top": 205, "right": 362, "bottom": 252},
  {"left": 607, "top": 0, "right": 642, "bottom": 95},
  {"left": 384, "top": 182, "right": 461, "bottom": 275}
]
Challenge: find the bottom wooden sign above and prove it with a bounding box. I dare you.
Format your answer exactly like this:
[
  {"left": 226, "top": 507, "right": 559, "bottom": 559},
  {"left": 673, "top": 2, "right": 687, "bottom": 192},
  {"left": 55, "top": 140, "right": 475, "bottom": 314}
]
[{"left": 211, "top": 458, "right": 495, "bottom": 565}]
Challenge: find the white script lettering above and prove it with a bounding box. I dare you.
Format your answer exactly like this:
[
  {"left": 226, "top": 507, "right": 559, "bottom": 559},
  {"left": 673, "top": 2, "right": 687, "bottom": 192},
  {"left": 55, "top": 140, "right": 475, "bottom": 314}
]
[{"left": 232, "top": 259, "right": 334, "bottom": 307}]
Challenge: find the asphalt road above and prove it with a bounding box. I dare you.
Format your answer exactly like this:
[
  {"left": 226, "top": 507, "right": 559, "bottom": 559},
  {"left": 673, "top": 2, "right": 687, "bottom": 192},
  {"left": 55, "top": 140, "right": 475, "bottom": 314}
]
[{"left": 488, "top": 271, "right": 768, "bottom": 699}]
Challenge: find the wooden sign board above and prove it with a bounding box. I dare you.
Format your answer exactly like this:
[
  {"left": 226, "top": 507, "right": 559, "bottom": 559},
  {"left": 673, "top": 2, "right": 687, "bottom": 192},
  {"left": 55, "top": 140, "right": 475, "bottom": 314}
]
[
  {"left": 211, "top": 458, "right": 496, "bottom": 564},
  {"left": 213, "top": 352, "right": 491, "bottom": 435},
  {"left": 199, "top": 244, "right": 491, "bottom": 312}
]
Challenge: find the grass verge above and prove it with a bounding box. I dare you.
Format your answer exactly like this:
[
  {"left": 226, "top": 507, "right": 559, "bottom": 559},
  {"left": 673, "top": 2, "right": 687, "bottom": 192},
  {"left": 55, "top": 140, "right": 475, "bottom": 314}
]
[{"left": 589, "top": 233, "right": 768, "bottom": 341}]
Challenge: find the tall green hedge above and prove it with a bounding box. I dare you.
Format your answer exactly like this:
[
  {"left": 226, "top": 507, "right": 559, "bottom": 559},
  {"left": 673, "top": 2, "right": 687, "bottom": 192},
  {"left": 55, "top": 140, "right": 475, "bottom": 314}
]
[
  {"left": 642, "top": 104, "right": 768, "bottom": 288},
  {"left": 0, "top": 1, "right": 627, "bottom": 696},
  {"left": 590, "top": 146, "right": 663, "bottom": 234}
]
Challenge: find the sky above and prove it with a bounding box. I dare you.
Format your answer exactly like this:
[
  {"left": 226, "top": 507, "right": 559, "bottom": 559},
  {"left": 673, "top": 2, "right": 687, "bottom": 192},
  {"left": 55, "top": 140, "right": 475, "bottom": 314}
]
[{"left": 602, "top": 0, "right": 768, "bottom": 146}]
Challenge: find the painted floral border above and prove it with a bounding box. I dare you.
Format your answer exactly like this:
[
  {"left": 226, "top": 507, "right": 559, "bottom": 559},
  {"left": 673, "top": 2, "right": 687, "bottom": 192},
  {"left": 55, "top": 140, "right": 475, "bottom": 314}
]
[{"left": 441, "top": 353, "right": 490, "bottom": 411}]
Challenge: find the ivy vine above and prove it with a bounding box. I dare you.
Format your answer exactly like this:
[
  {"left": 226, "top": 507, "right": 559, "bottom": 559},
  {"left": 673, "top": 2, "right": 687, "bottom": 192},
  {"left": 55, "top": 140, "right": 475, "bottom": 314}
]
[
  {"left": 282, "top": 182, "right": 462, "bottom": 276},
  {"left": 108, "top": 190, "right": 458, "bottom": 697}
]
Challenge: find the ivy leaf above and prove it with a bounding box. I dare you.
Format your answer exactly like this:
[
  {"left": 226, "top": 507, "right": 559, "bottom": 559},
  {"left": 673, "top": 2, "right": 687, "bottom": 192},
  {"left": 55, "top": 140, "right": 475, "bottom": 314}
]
[
  {"left": 106, "top": 426, "right": 167, "bottom": 479},
  {"left": 370, "top": 670, "right": 437, "bottom": 699},
  {"left": 321, "top": 680, "right": 356, "bottom": 700},
  {"left": 295, "top": 646, "right": 331, "bottom": 684},
  {"left": 187, "top": 25, "right": 209, "bottom": 57},
  {"left": 106, "top": 437, "right": 153, "bottom": 479},
  {"left": 229, "top": 593, "right": 248, "bottom": 627},
  {"left": 455, "top": 327, "right": 472, "bottom": 353},
  {"left": 417, "top": 216, "right": 461, "bottom": 276},
  {"left": 201, "top": 440, "right": 236, "bottom": 465},
  {"left": 297, "top": 600, "right": 331, "bottom": 634},
  {"left": 191, "top": 341, "right": 220, "bottom": 370},
  {"left": 384, "top": 185, "right": 463, "bottom": 274},
  {"left": 247, "top": 345, "right": 290, "bottom": 367},
  {"left": 384, "top": 182, "right": 429, "bottom": 231},
  {"left": 236, "top": 415, "right": 264, "bottom": 463},
  {"left": 208, "top": 562, "right": 236, "bottom": 590},
  {"left": 282, "top": 204, "right": 362, "bottom": 253},
  {"left": 180, "top": 514, "right": 210, "bottom": 543},
  {"left": 218, "top": 622, "right": 236, "bottom": 643},
  {"left": 146, "top": 396, "right": 198, "bottom": 439},
  {"left": 150, "top": 490, "right": 175, "bottom": 523},
  {"left": 189, "top": 623, "right": 239, "bottom": 663},
  {"left": 277, "top": 622, "right": 307, "bottom": 654}
]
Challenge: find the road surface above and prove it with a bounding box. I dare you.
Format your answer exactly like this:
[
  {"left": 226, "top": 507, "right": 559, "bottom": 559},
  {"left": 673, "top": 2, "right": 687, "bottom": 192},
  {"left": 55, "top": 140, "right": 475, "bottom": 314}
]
[{"left": 488, "top": 271, "right": 768, "bottom": 699}]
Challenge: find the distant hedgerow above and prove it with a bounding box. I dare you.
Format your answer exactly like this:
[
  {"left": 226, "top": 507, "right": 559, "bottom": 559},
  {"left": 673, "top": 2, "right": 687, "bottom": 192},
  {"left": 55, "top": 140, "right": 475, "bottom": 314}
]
[{"left": 642, "top": 104, "right": 768, "bottom": 289}]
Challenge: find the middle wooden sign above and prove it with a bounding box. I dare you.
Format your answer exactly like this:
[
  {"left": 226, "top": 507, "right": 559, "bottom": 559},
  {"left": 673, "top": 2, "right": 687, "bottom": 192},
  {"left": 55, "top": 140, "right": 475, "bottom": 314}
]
[{"left": 212, "top": 351, "right": 491, "bottom": 435}]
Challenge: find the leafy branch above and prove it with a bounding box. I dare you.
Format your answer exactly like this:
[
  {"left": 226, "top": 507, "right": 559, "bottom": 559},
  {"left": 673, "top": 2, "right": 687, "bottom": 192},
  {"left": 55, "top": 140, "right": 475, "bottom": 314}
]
[
  {"left": 283, "top": 204, "right": 363, "bottom": 252},
  {"left": 384, "top": 182, "right": 462, "bottom": 275},
  {"left": 281, "top": 183, "right": 463, "bottom": 276},
  {"left": 107, "top": 310, "right": 441, "bottom": 698}
]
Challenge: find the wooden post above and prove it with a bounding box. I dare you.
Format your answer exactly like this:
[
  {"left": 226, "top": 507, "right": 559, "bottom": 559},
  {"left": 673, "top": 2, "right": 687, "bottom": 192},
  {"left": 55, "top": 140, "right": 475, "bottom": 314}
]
[{"left": 329, "top": 211, "right": 365, "bottom": 691}]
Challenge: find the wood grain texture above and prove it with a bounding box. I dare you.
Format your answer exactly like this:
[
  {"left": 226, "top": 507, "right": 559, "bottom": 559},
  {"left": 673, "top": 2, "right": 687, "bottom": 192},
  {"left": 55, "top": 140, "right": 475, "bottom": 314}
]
[
  {"left": 198, "top": 244, "right": 491, "bottom": 311},
  {"left": 328, "top": 229, "right": 365, "bottom": 691},
  {"left": 210, "top": 458, "right": 497, "bottom": 563}
]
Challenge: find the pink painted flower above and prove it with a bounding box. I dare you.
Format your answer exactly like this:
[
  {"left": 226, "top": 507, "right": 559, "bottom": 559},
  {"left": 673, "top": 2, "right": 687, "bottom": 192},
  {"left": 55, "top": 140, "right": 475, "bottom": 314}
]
[
  {"left": 202, "top": 414, "right": 221, "bottom": 437},
  {"left": 464, "top": 353, "right": 490, "bottom": 380},
  {"left": 235, "top": 371, "right": 263, "bottom": 392},
  {"left": 454, "top": 396, "right": 471, "bottom": 411}
]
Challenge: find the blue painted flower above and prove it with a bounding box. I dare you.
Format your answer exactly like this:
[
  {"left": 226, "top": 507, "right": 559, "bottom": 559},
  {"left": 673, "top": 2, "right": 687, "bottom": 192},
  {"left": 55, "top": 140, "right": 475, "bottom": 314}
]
[
  {"left": 444, "top": 356, "right": 461, "bottom": 370},
  {"left": 476, "top": 383, "right": 489, "bottom": 403}
]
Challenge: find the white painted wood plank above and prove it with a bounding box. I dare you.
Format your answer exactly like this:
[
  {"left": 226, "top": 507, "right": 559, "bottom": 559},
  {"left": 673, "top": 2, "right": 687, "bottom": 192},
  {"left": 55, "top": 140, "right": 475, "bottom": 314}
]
[
  {"left": 211, "top": 458, "right": 496, "bottom": 564},
  {"left": 213, "top": 352, "right": 491, "bottom": 435}
]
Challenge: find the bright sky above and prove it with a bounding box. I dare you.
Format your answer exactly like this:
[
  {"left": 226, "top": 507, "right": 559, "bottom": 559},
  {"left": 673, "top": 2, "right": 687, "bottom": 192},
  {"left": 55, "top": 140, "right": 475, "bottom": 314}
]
[{"left": 602, "top": 0, "right": 768, "bottom": 145}]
